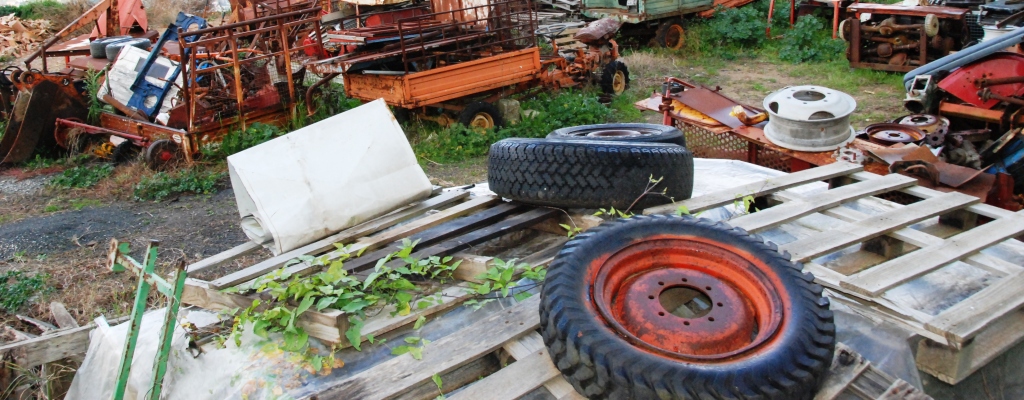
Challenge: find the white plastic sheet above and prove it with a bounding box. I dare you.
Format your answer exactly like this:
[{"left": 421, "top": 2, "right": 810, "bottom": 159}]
[{"left": 228, "top": 99, "right": 433, "bottom": 254}]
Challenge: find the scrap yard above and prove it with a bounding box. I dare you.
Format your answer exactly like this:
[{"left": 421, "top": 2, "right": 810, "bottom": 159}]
[{"left": 1, "top": 0, "right": 1024, "bottom": 399}]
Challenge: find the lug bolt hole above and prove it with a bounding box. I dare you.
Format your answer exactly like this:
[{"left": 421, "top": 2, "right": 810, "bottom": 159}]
[
  {"left": 708, "top": 317, "right": 715, "bottom": 322},
  {"left": 658, "top": 312, "right": 665, "bottom": 316},
  {"left": 683, "top": 321, "right": 690, "bottom": 326},
  {"left": 717, "top": 302, "right": 723, "bottom": 307},
  {"left": 705, "top": 286, "right": 712, "bottom": 291},
  {"left": 658, "top": 281, "right": 664, "bottom": 286},
  {"left": 681, "top": 278, "right": 688, "bottom": 282},
  {"left": 648, "top": 295, "right": 655, "bottom": 300}
]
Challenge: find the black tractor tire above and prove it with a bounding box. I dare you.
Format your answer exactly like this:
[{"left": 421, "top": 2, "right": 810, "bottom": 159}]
[
  {"left": 547, "top": 123, "right": 686, "bottom": 147},
  {"left": 540, "top": 215, "right": 837, "bottom": 400},
  {"left": 655, "top": 19, "right": 686, "bottom": 50},
  {"left": 145, "top": 139, "right": 181, "bottom": 170},
  {"left": 599, "top": 60, "right": 629, "bottom": 95},
  {"left": 111, "top": 140, "right": 140, "bottom": 165},
  {"left": 487, "top": 138, "right": 693, "bottom": 209},
  {"left": 105, "top": 38, "right": 151, "bottom": 62},
  {"left": 89, "top": 36, "right": 131, "bottom": 58},
  {"left": 458, "top": 101, "right": 504, "bottom": 129}
]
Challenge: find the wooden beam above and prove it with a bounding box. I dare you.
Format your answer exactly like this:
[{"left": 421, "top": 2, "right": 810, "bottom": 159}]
[
  {"left": 779, "top": 192, "right": 978, "bottom": 262},
  {"left": 729, "top": 173, "right": 916, "bottom": 233},
  {"left": 643, "top": 162, "right": 862, "bottom": 215},
  {"left": 843, "top": 214, "right": 1024, "bottom": 297},
  {"left": 209, "top": 191, "right": 474, "bottom": 289},
  {"left": 17, "top": 315, "right": 56, "bottom": 333},
  {"left": 49, "top": 302, "right": 79, "bottom": 329},
  {"left": 304, "top": 296, "right": 541, "bottom": 400},
  {"left": 502, "top": 332, "right": 584, "bottom": 400},
  {"left": 447, "top": 348, "right": 558, "bottom": 400},
  {"left": 849, "top": 171, "right": 1019, "bottom": 220},
  {"left": 0, "top": 316, "right": 128, "bottom": 368},
  {"left": 185, "top": 241, "right": 263, "bottom": 273},
  {"left": 925, "top": 270, "right": 1024, "bottom": 346}
]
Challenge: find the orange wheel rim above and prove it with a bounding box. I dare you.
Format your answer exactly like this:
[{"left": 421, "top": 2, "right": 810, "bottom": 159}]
[
  {"left": 588, "top": 235, "right": 785, "bottom": 362},
  {"left": 612, "top": 70, "right": 626, "bottom": 95},
  {"left": 666, "top": 25, "right": 685, "bottom": 50}
]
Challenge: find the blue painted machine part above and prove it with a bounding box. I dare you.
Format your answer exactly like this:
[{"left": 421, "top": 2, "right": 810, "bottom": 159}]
[{"left": 126, "top": 12, "right": 208, "bottom": 118}]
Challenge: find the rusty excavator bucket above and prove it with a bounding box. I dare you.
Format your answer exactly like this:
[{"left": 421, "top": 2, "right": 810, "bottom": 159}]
[{"left": 0, "top": 72, "right": 88, "bottom": 165}]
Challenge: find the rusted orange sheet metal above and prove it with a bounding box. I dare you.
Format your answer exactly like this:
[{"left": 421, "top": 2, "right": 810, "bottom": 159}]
[{"left": 344, "top": 47, "right": 541, "bottom": 107}]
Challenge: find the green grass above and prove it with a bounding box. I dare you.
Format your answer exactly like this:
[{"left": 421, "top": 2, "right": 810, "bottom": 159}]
[
  {"left": 49, "top": 164, "right": 114, "bottom": 189},
  {"left": 0, "top": 0, "right": 65, "bottom": 20},
  {"left": 133, "top": 167, "right": 225, "bottom": 201},
  {"left": 0, "top": 270, "right": 51, "bottom": 313}
]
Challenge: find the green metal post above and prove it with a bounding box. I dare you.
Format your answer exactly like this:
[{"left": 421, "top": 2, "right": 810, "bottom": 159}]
[{"left": 107, "top": 239, "right": 188, "bottom": 400}]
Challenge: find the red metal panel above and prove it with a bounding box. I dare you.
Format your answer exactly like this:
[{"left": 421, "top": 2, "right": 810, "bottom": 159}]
[{"left": 938, "top": 53, "right": 1024, "bottom": 109}]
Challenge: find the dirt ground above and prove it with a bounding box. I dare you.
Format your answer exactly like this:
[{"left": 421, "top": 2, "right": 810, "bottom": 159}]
[{"left": 0, "top": 50, "right": 908, "bottom": 339}]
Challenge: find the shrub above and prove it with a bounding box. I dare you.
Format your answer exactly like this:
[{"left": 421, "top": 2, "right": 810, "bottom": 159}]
[
  {"left": 202, "top": 123, "right": 283, "bottom": 159},
  {"left": 705, "top": 5, "right": 768, "bottom": 49},
  {"left": 50, "top": 164, "right": 114, "bottom": 188},
  {"left": 0, "top": 270, "right": 50, "bottom": 313},
  {"left": 133, "top": 168, "right": 224, "bottom": 201},
  {"left": 779, "top": 16, "right": 847, "bottom": 63}
]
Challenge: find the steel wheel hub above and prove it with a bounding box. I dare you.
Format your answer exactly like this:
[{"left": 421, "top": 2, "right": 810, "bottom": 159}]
[
  {"left": 470, "top": 113, "right": 494, "bottom": 130},
  {"left": 590, "top": 236, "right": 784, "bottom": 361},
  {"left": 612, "top": 71, "right": 626, "bottom": 94}
]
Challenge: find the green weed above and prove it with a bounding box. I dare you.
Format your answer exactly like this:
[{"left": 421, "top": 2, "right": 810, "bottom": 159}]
[
  {"left": 778, "top": 16, "right": 847, "bottom": 63},
  {"left": 50, "top": 164, "right": 114, "bottom": 188},
  {"left": 0, "top": 270, "right": 51, "bottom": 313},
  {"left": 133, "top": 167, "right": 224, "bottom": 201},
  {"left": 202, "top": 122, "right": 283, "bottom": 160}
]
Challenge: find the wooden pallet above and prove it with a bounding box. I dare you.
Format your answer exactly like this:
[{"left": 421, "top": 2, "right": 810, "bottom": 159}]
[
  {"left": 178, "top": 189, "right": 594, "bottom": 347},
  {"left": 646, "top": 162, "right": 1024, "bottom": 385}
]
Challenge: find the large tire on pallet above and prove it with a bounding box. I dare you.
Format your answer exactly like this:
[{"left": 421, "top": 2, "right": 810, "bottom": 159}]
[
  {"left": 459, "top": 101, "right": 504, "bottom": 130},
  {"left": 599, "top": 60, "right": 629, "bottom": 95},
  {"left": 655, "top": 19, "right": 686, "bottom": 50},
  {"left": 105, "top": 38, "right": 151, "bottom": 62},
  {"left": 547, "top": 123, "right": 686, "bottom": 147},
  {"left": 487, "top": 138, "right": 693, "bottom": 209},
  {"left": 89, "top": 36, "right": 131, "bottom": 58},
  {"left": 540, "top": 215, "right": 836, "bottom": 400}
]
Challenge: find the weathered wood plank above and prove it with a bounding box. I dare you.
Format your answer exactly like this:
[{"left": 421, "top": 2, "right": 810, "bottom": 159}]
[
  {"left": 843, "top": 214, "right": 1024, "bottom": 297},
  {"left": 850, "top": 171, "right": 1018, "bottom": 220},
  {"left": 185, "top": 241, "right": 263, "bottom": 273},
  {"left": 502, "top": 332, "right": 585, "bottom": 400},
  {"left": 772, "top": 190, "right": 1022, "bottom": 276},
  {"left": 643, "top": 162, "right": 862, "bottom": 215},
  {"left": 916, "top": 309, "right": 1024, "bottom": 384},
  {"left": 729, "top": 173, "right": 916, "bottom": 233},
  {"left": 304, "top": 296, "right": 541, "bottom": 400},
  {"left": 0, "top": 316, "right": 128, "bottom": 368},
  {"left": 49, "top": 302, "right": 79, "bottom": 329},
  {"left": 778, "top": 192, "right": 978, "bottom": 262},
  {"left": 925, "top": 271, "right": 1024, "bottom": 345},
  {"left": 16, "top": 315, "right": 56, "bottom": 333},
  {"left": 4, "top": 327, "right": 37, "bottom": 341},
  {"left": 209, "top": 191, "right": 476, "bottom": 289},
  {"left": 447, "top": 348, "right": 557, "bottom": 400}
]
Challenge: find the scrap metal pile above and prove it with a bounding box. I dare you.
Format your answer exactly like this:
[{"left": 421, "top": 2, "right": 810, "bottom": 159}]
[
  {"left": 841, "top": 3, "right": 969, "bottom": 72},
  {"left": 0, "top": 1, "right": 325, "bottom": 168}
]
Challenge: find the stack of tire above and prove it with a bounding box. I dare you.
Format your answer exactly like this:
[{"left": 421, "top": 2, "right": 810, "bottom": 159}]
[
  {"left": 488, "top": 125, "right": 837, "bottom": 399},
  {"left": 486, "top": 123, "right": 694, "bottom": 211},
  {"left": 90, "top": 36, "right": 152, "bottom": 61}
]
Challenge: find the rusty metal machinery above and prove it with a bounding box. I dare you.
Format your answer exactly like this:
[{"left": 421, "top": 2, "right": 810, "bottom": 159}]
[{"left": 842, "top": 4, "right": 968, "bottom": 72}]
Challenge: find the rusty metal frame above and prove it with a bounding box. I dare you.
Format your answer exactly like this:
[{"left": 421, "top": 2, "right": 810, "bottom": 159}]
[{"left": 178, "top": 7, "right": 324, "bottom": 134}]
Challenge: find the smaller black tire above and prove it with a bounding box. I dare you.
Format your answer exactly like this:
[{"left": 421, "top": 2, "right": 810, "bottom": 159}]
[
  {"left": 111, "top": 141, "right": 140, "bottom": 165},
  {"left": 599, "top": 60, "right": 629, "bottom": 95},
  {"left": 458, "top": 101, "right": 504, "bottom": 130},
  {"left": 146, "top": 139, "right": 180, "bottom": 170},
  {"left": 547, "top": 123, "right": 686, "bottom": 147},
  {"left": 89, "top": 36, "right": 131, "bottom": 58},
  {"left": 488, "top": 138, "right": 693, "bottom": 209},
  {"left": 105, "top": 38, "right": 151, "bottom": 61},
  {"left": 655, "top": 19, "right": 686, "bottom": 50}
]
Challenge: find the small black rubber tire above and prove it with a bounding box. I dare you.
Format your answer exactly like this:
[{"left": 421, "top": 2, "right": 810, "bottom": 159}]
[
  {"left": 89, "top": 36, "right": 131, "bottom": 58},
  {"left": 458, "top": 101, "right": 504, "bottom": 129},
  {"left": 599, "top": 60, "right": 629, "bottom": 95},
  {"left": 655, "top": 19, "right": 686, "bottom": 50},
  {"left": 105, "top": 38, "right": 151, "bottom": 62},
  {"left": 111, "top": 141, "right": 140, "bottom": 165},
  {"left": 145, "top": 139, "right": 180, "bottom": 170},
  {"left": 487, "top": 138, "right": 693, "bottom": 209},
  {"left": 547, "top": 123, "right": 686, "bottom": 147},
  {"left": 540, "top": 215, "right": 837, "bottom": 400}
]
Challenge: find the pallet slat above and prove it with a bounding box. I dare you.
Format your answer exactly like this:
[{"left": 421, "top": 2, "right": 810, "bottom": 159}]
[
  {"left": 447, "top": 348, "right": 557, "bottom": 400},
  {"left": 925, "top": 270, "right": 1024, "bottom": 346},
  {"left": 643, "top": 162, "right": 863, "bottom": 215},
  {"left": 729, "top": 173, "right": 917, "bottom": 233},
  {"left": 186, "top": 241, "right": 263, "bottom": 273},
  {"left": 210, "top": 191, "right": 476, "bottom": 289},
  {"left": 779, "top": 192, "right": 979, "bottom": 262},
  {"left": 843, "top": 213, "right": 1024, "bottom": 297},
  {"left": 305, "top": 296, "right": 541, "bottom": 400}
]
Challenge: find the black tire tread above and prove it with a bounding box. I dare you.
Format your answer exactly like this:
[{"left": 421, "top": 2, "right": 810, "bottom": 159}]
[
  {"left": 599, "top": 60, "right": 630, "bottom": 95},
  {"left": 539, "top": 215, "right": 836, "bottom": 400},
  {"left": 459, "top": 101, "right": 504, "bottom": 128},
  {"left": 487, "top": 138, "right": 693, "bottom": 209}
]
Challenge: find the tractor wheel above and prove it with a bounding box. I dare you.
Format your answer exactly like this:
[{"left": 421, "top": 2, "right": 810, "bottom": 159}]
[
  {"left": 487, "top": 138, "right": 693, "bottom": 209},
  {"left": 599, "top": 60, "right": 629, "bottom": 96},
  {"left": 111, "top": 140, "right": 141, "bottom": 165},
  {"left": 547, "top": 123, "right": 686, "bottom": 147},
  {"left": 655, "top": 20, "right": 686, "bottom": 50},
  {"left": 540, "top": 215, "right": 836, "bottom": 399},
  {"left": 146, "top": 139, "right": 181, "bottom": 170},
  {"left": 458, "top": 102, "right": 504, "bottom": 130}
]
